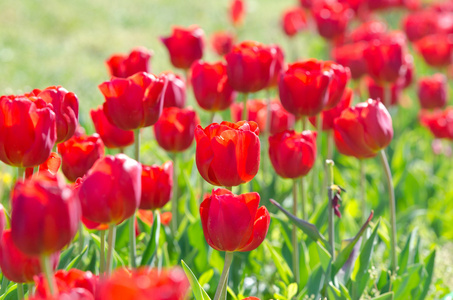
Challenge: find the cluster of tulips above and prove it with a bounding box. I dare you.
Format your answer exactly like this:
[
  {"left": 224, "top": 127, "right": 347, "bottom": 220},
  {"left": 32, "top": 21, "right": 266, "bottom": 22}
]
[{"left": 0, "top": 0, "right": 452, "bottom": 298}]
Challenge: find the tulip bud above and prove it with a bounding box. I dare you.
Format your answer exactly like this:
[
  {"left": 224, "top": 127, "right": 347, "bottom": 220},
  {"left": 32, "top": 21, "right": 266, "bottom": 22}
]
[
  {"left": 323, "top": 61, "right": 351, "bottom": 110},
  {"left": 210, "top": 31, "right": 235, "bottom": 56},
  {"left": 312, "top": 0, "right": 353, "bottom": 41},
  {"left": 420, "top": 108, "right": 453, "bottom": 140},
  {"left": 140, "top": 161, "right": 173, "bottom": 210},
  {"left": 332, "top": 42, "right": 368, "bottom": 80},
  {"left": 105, "top": 47, "right": 153, "bottom": 78},
  {"left": 418, "top": 74, "right": 448, "bottom": 110},
  {"left": 281, "top": 7, "right": 307, "bottom": 37},
  {"left": 415, "top": 34, "right": 453, "bottom": 68},
  {"left": 229, "top": 0, "right": 245, "bottom": 27},
  {"left": 160, "top": 71, "right": 186, "bottom": 108}
]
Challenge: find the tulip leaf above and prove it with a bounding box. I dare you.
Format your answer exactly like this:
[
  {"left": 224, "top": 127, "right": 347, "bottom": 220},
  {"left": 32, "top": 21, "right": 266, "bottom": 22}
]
[
  {"left": 65, "top": 245, "right": 88, "bottom": 270},
  {"left": 140, "top": 210, "right": 161, "bottom": 266},
  {"left": 331, "top": 211, "right": 374, "bottom": 277},
  {"left": 57, "top": 244, "right": 75, "bottom": 269},
  {"left": 418, "top": 249, "right": 436, "bottom": 300},
  {"left": 181, "top": 260, "right": 211, "bottom": 300},
  {"left": 0, "top": 276, "right": 10, "bottom": 296},
  {"left": 397, "top": 227, "right": 418, "bottom": 276},
  {"left": 393, "top": 264, "right": 422, "bottom": 299},
  {"left": 327, "top": 282, "right": 351, "bottom": 300},
  {"left": 270, "top": 199, "right": 330, "bottom": 251},
  {"left": 264, "top": 239, "right": 293, "bottom": 285},
  {"left": 303, "top": 264, "right": 325, "bottom": 299},
  {"left": 370, "top": 292, "right": 394, "bottom": 300},
  {"left": 0, "top": 283, "right": 16, "bottom": 300},
  {"left": 316, "top": 242, "right": 332, "bottom": 272}
]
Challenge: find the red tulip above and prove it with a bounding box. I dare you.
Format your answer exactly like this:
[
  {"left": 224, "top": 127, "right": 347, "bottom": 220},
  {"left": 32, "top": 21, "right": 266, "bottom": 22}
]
[
  {"left": 34, "top": 269, "right": 97, "bottom": 299},
  {"left": 195, "top": 121, "right": 260, "bottom": 187},
  {"left": 200, "top": 188, "right": 270, "bottom": 252},
  {"left": 349, "top": 21, "right": 387, "bottom": 43},
  {"left": 191, "top": 61, "right": 236, "bottom": 112},
  {"left": 160, "top": 71, "right": 186, "bottom": 108},
  {"left": 418, "top": 74, "right": 448, "bottom": 110},
  {"left": 58, "top": 134, "right": 105, "bottom": 182},
  {"left": 137, "top": 210, "right": 172, "bottom": 227},
  {"left": 334, "top": 99, "right": 393, "bottom": 159},
  {"left": 400, "top": 54, "right": 414, "bottom": 89},
  {"left": 160, "top": 25, "right": 204, "bottom": 69},
  {"left": 77, "top": 154, "right": 141, "bottom": 225},
  {"left": 281, "top": 7, "right": 307, "bottom": 37},
  {"left": 25, "top": 152, "right": 62, "bottom": 179},
  {"left": 30, "top": 288, "right": 94, "bottom": 300},
  {"left": 242, "top": 298, "right": 261, "bottom": 300},
  {"left": 278, "top": 59, "right": 332, "bottom": 117},
  {"left": 269, "top": 130, "right": 317, "bottom": 179},
  {"left": 402, "top": 11, "right": 439, "bottom": 42},
  {"left": 106, "top": 47, "right": 153, "bottom": 78},
  {"left": 332, "top": 42, "right": 368, "bottom": 80},
  {"left": 210, "top": 31, "right": 235, "bottom": 56},
  {"left": 415, "top": 34, "right": 453, "bottom": 68},
  {"left": 154, "top": 107, "right": 199, "bottom": 152},
  {"left": 98, "top": 267, "right": 189, "bottom": 300},
  {"left": 99, "top": 72, "right": 167, "bottom": 130},
  {"left": 10, "top": 173, "right": 80, "bottom": 256},
  {"left": 420, "top": 108, "right": 453, "bottom": 140},
  {"left": 90, "top": 105, "right": 134, "bottom": 149},
  {"left": 31, "top": 86, "right": 79, "bottom": 144},
  {"left": 0, "top": 94, "right": 57, "bottom": 168},
  {"left": 0, "top": 204, "right": 5, "bottom": 238},
  {"left": 323, "top": 61, "right": 351, "bottom": 110},
  {"left": 139, "top": 161, "right": 173, "bottom": 210},
  {"left": 229, "top": 0, "right": 245, "bottom": 27},
  {"left": 267, "top": 45, "right": 286, "bottom": 88},
  {"left": 365, "top": 76, "right": 402, "bottom": 107},
  {"left": 312, "top": 0, "right": 354, "bottom": 41},
  {"left": 300, "top": 0, "right": 312, "bottom": 9}
]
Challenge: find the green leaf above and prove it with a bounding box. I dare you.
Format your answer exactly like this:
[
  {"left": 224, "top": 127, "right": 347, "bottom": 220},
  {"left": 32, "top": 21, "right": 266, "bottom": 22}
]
[
  {"left": 287, "top": 283, "right": 298, "bottom": 300},
  {"left": 370, "top": 292, "right": 394, "bottom": 300},
  {"left": 418, "top": 249, "right": 436, "bottom": 300},
  {"left": 0, "top": 284, "right": 16, "bottom": 300},
  {"left": 140, "top": 210, "right": 161, "bottom": 266},
  {"left": 57, "top": 244, "right": 75, "bottom": 269},
  {"left": 188, "top": 221, "right": 208, "bottom": 271},
  {"left": 299, "top": 240, "right": 310, "bottom": 289},
  {"left": 327, "top": 282, "right": 351, "bottom": 300},
  {"left": 316, "top": 242, "right": 332, "bottom": 272},
  {"left": 181, "top": 260, "right": 211, "bottom": 300},
  {"left": 65, "top": 245, "right": 88, "bottom": 270},
  {"left": 303, "top": 264, "right": 325, "bottom": 299},
  {"left": 264, "top": 239, "right": 293, "bottom": 284},
  {"left": 393, "top": 264, "right": 422, "bottom": 299},
  {"left": 227, "top": 286, "right": 238, "bottom": 300},
  {"left": 398, "top": 228, "right": 418, "bottom": 275}
]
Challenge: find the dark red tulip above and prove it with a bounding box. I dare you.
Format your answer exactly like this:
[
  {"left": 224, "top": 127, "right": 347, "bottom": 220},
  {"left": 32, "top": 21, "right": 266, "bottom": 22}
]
[
  {"left": 365, "top": 76, "right": 402, "bottom": 107},
  {"left": 332, "top": 42, "right": 368, "bottom": 80},
  {"left": 420, "top": 108, "right": 453, "bottom": 140},
  {"left": 34, "top": 269, "right": 97, "bottom": 299},
  {"left": 200, "top": 188, "right": 270, "bottom": 252},
  {"left": 323, "top": 61, "right": 351, "bottom": 110},
  {"left": 98, "top": 267, "right": 189, "bottom": 300},
  {"left": 31, "top": 86, "right": 79, "bottom": 144},
  {"left": 268, "top": 130, "right": 317, "bottom": 179},
  {"left": 278, "top": 59, "right": 332, "bottom": 117},
  {"left": 191, "top": 61, "right": 236, "bottom": 112},
  {"left": 10, "top": 173, "right": 80, "bottom": 256},
  {"left": 210, "top": 31, "right": 235, "bottom": 56},
  {"left": 106, "top": 47, "right": 153, "bottom": 78},
  {"left": 415, "top": 34, "right": 453, "bottom": 68},
  {"left": 160, "top": 25, "right": 204, "bottom": 69},
  {"left": 300, "top": 0, "right": 312, "bottom": 9},
  {"left": 0, "top": 230, "right": 59, "bottom": 283},
  {"left": 99, "top": 72, "right": 167, "bottom": 130},
  {"left": 349, "top": 21, "right": 387, "bottom": 43},
  {"left": 230, "top": 0, "right": 245, "bottom": 27},
  {"left": 78, "top": 154, "right": 141, "bottom": 225},
  {"left": 334, "top": 99, "right": 393, "bottom": 159},
  {"left": 338, "top": 0, "right": 366, "bottom": 14},
  {"left": 281, "top": 7, "right": 307, "bottom": 37},
  {"left": 418, "top": 74, "right": 448, "bottom": 110},
  {"left": 154, "top": 107, "right": 199, "bottom": 152},
  {"left": 139, "top": 161, "right": 173, "bottom": 210},
  {"left": 58, "top": 134, "right": 105, "bottom": 182},
  {"left": 160, "top": 71, "right": 186, "bottom": 108},
  {"left": 90, "top": 105, "right": 134, "bottom": 149},
  {"left": 312, "top": 0, "right": 354, "bottom": 41},
  {"left": 0, "top": 94, "right": 56, "bottom": 168},
  {"left": 195, "top": 121, "right": 260, "bottom": 187}
]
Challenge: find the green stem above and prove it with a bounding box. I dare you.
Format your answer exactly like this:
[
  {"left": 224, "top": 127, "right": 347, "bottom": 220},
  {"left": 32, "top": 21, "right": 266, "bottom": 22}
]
[
  {"left": 383, "top": 83, "right": 391, "bottom": 109},
  {"left": 327, "top": 130, "right": 334, "bottom": 160},
  {"left": 100, "top": 230, "right": 106, "bottom": 277},
  {"left": 106, "top": 224, "right": 117, "bottom": 276},
  {"left": 17, "top": 283, "right": 24, "bottom": 300},
  {"left": 134, "top": 129, "right": 140, "bottom": 162},
  {"left": 39, "top": 255, "right": 57, "bottom": 296},
  {"left": 171, "top": 152, "right": 178, "bottom": 234},
  {"left": 77, "top": 222, "right": 84, "bottom": 268},
  {"left": 312, "top": 113, "right": 322, "bottom": 201},
  {"left": 128, "top": 214, "right": 137, "bottom": 268},
  {"left": 359, "top": 159, "right": 366, "bottom": 224},
  {"left": 301, "top": 116, "right": 307, "bottom": 131},
  {"left": 379, "top": 150, "right": 397, "bottom": 273},
  {"left": 224, "top": 186, "right": 232, "bottom": 192},
  {"left": 300, "top": 176, "right": 307, "bottom": 220},
  {"left": 241, "top": 93, "right": 249, "bottom": 121},
  {"left": 292, "top": 180, "right": 299, "bottom": 284},
  {"left": 119, "top": 147, "right": 125, "bottom": 154},
  {"left": 17, "top": 167, "right": 25, "bottom": 181},
  {"left": 210, "top": 112, "right": 216, "bottom": 124},
  {"left": 326, "top": 160, "right": 335, "bottom": 260},
  {"left": 213, "top": 252, "right": 234, "bottom": 300}
]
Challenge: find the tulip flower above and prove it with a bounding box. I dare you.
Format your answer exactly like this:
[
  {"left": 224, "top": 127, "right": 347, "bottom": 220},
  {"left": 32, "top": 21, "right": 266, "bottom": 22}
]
[
  {"left": 418, "top": 74, "right": 448, "bottom": 110},
  {"left": 160, "top": 25, "right": 204, "bottom": 70},
  {"left": 25, "top": 152, "right": 62, "bottom": 179},
  {"left": 334, "top": 99, "right": 393, "bottom": 159},
  {"left": 34, "top": 269, "right": 97, "bottom": 299},
  {"left": 0, "top": 204, "right": 5, "bottom": 238},
  {"left": 312, "top": 0, "right": 354, "bottom": 41},
  {"left": 137, "top": 210, "right": 172, "bottom": 228},
  {"left": 31, "top": 86, "right": 79, "bottom": 144},
  {"left": 105, "top": 46, "right": 153, "bottom": 78},
  {"left": 10, "top": 173, "right": 80, "bottom": 256},
  {"left": 160, "top": 71, "right": 186, "bottom": 108},
  {"left": 349, "top": 21, "right": 387, "bottom": 43},
  {"left": 58, "top": 133, "right": 105, "bottom": 182},
  {"left": 191, "top": 61, "right": 235, "bottom": 112},
  {"left": 154, "top": 107, "right": 199, "bottom": 153},
  {"left": 229, "top": 0, "right": 245, "bottom": 27},
  {"left": 139, "top": 161, "right": 173, "bottom": 210},
  {"left": 402, "top": 11, "right": 438, "bottom": 42},
  {"left": 210, "top": 31, "right": 235, "bottom": 56},
  {"left": 278, "top": 59, "right": 332, "bottom": 117},
  {"left": 415, "top": 34, "right": 453, "bottom": 68},
  {"left": 200, "top": 188, "right": 270, "bottom": 252},
  {"left": 332, "top": 42, "right": 368, "bottom": 80},
  {"left": 323, "top": 61, "right": 351, "bottom": 110},
  {"left": 77, "top": 154, "right": 141, "bottom": 225},
  {"left": 30, "top": 288, "right": 94, "bottom": 300},
  {"left": 400, "top": 54, "right": 414, "bottom": 89},
  {"left": 0, "top": 94, "right": 57, "bottom": 168},
  {"left": 0, "top": 230, "right": 59, "bottom": 283},
  {"left": 420, "top": 108, "right": 453, "bottom": 140},
  {"left": 90, "top": 105, "right": 134, "bottom": 149},
  {"left": 195, "top": 121, "right": 260, "bottom": 187},
  {"left": 99, "top": 72, "right": 167, "bottom": 131},
  {"left": 365, "top": 77, "right": 402, "bottom": 107},
  {"left": 281, "top": 7, "right": 307, "bottom": 37},
  {"left": 242, "top": 298, "right": 260, "bottom": 300},
  {"left": 267, "top": 45, "right": 286, "bottom": 88},
  {"left": 268, "top": 130, "right": 317, "bottom": 179}
]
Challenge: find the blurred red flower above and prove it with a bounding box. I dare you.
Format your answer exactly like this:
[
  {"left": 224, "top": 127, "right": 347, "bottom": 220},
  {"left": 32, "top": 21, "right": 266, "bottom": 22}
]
[
  {"left": 106, "top": 47, "right": 153, "bottom": 78},
  {"left": 139, "top": 161, "right": 173, "bottom": 210}
]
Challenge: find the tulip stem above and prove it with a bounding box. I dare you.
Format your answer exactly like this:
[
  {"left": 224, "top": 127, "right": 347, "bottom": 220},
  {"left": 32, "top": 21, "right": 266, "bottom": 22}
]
[
  {"left": 210, "top": 112, "right": 216, "bottom": 124},
  {"left": 128, "top": 128, "right": 141, "bottom": 269},
  {"left": 171, "top": 152, "right": 178, "bottom": 234},
  {"left": 301, "top": 116, "right": 307, "bottom": 131},
  {"left": 312, "top": 113, "right": 323, "bottom": 201},
  {"left": 17, "top": 283, "right": 24, "bottom": 300},
  {"left": 134, "top": 129, "right": 140, "bottom": 162},
  {"left": 106, "top": 224, "right": 117, "bottom": 276},
  {"left": 379, "top": 149, "right": 397, "bottom": 273},
  {"left": 383, "top": 83, "right": 391, "bottom": 108},
  {"left": 326, "top": 160, "right": 335, "bottom": 260},
  {"left": 214, "top": 252, "right": 234, "bottom": 300},
  {"left": 300, "top": 176, "right": 307, "bottom": 220},
  {"left": 100, "top": 230, "right": 106, "bottom": 277},
  {"left": 17, "top": 167, "right": 25, "bottom": 181},
  {"left": 241, "top": 93, "right": 249, "bottom": 121},
  {"left": 39, "top": 255, "right": 57, "bottom": 296},
  {"left": 327, "top": 130, "right": 334, "bottom": 161},
  {"left": 77, "top": 222, "right": 85, "bottom": 268},
  {"left": 292, "top": 179, "right": 300, "bottom": 284},
  {"left": 359, "top": 159, "right": 366, "bottom": 224}
]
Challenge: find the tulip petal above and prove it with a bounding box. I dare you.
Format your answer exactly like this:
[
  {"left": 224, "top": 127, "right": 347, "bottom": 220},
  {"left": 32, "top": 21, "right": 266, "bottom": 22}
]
[{"left": 237, "top": 206, "right": 271, "bottom": 252}]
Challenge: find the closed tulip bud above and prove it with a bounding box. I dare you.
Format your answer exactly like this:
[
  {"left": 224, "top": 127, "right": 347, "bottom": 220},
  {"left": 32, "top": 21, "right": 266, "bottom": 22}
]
[
  {"left": 278, "top": 59, "right": 332, "bottom": 117},
  {"left": 191, "top": 61, "right": 236, "bottom": 112},
  {"left": 160, "top": 71, "right": 186, "bottom": 108},
  {"left": 90, "top": 105, "right": 134, "bottom": 149},
  {"left": 10, "top": 173, "right": 80, "bottom": 256},
  {"left": 0, "top": 230, "right": 59, "bottom": 283},
  {"left": 0, "top": 94, "right": 57, "bottom": 168},
  {"left": 418, "top": 74, "right": 447, "bottom": 110},
  {"left": 312, "top": 0, "right": 354, "bottom": 41},
  {"left": 323, "top": 61, "right": 351, "bottom": 110},
  {"left": 140, "top": 161, "right": 173, "bottom": 210},
  {"left": 154, "top": 107, "right": 199, "bottom": 152},
  {"left": 105, "top": 47, "right": 153, "bottom": 78},
  {"left": 269, "top": 130, "right": 317, "bottom": 179},
  {"left": 99, "top": 72, "right": 167, "bottom": 130},
  {"left": 334, "top": 99, "right": 393, "bottom": 159},
  {"left": 200, "top": 188, "right": 270, "bottom": 252},
  {"left": 415, "top": 34, "right": 453, "bottom": 68},
  {"left": 281, "top": 7, "right": 307, "bottom": 37},
  {"left": 332, "top": 42, "right": 368, "bottom": 80},
  {"left": 78, "top": 154, "right": 141, "bottom": 225},
  {"left": 365, "top": 77, "right": 402, "bottom": 107},
  {"left": 57, "top": 134, "right": 105, "bottom": 182},
  {"left": 160, "top": 25, "right": 204, "bottom": 70},
  {"left": 229, "top": 0, "right": 245, "bottom": 27},
  {"left": 195, "top": 121, "right": 260, "bottom": 187},
  {"left": 210, "top": 31, "right": 235, "bottom": 56},
  {"left": 420, "top": 108, "right": 453, "bottom": 140}
]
